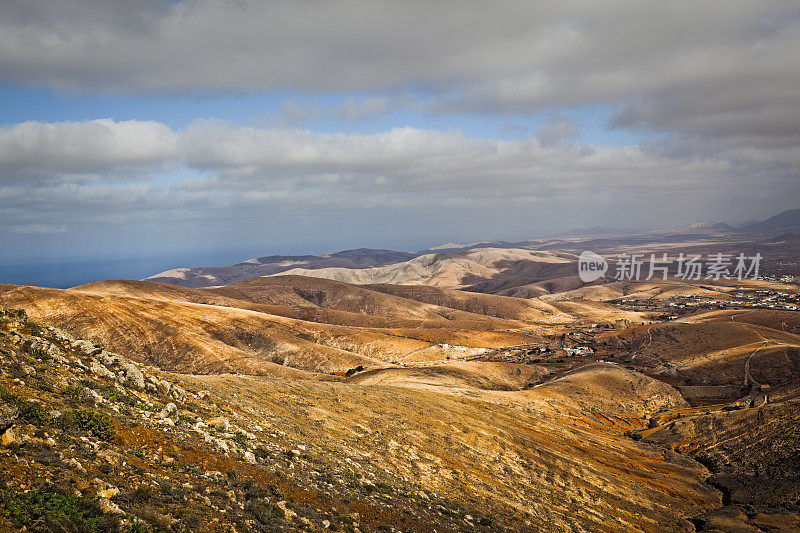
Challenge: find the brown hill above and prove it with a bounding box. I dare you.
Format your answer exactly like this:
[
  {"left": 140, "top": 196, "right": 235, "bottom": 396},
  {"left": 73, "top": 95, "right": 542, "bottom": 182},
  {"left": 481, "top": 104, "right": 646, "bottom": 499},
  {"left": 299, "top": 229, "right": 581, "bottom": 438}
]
[
  {"left": 364, "top": 282, "right": 648, "bottom": 326},
  {"left": 533, "top": 362, "right": 689, "bottom": 417},
  {"left": 0, "top": 282, "right": 544, "bottom": 376},
  {"left": 181, "top": 368, "right": 720, "bottom": 532},
  {"left": 346, "top": 361, "right": 551, "bottom": 392},
  {"left": 689, "top": 308, "right": 800, "bottom": 332},
  {"left": 76, "top": 278, "right": 524, "bottom": 331},
  {"left": 271, "top": 248, "right": 576, "bottom": 289},
  {"left": 145, "top": 248, "right": 418, "bottom": 288},
  {"left": 598, "top": 319, "right": 800, "bottom": 389},
  {"left": 206, "top": 275, "right": 522, "bottom": 326}
]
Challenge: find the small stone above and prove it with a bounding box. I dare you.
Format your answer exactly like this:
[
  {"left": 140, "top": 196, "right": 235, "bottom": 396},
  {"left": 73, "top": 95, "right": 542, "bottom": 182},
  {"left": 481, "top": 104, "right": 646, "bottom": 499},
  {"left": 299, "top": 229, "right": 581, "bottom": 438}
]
[
  {"left": 207, "top": 417, "right": 230, "bottom": 432},
  {"left": 1, "top": 404, "right": 18, "bottom": 427},
  {"left": 99, "top": 487, "right": 119, "bottom": 499},
  {"left": 98, "top": 498, "right": 123, "bottom": 514},
  {"left": 1, "top": 428, "right": 18, "bottom": 447},
  {"left": 276, "top": 501, "right": 297, "bottom": 521},
  {"left": 158, "top": 403, "right": 178, "bottom": 420}
]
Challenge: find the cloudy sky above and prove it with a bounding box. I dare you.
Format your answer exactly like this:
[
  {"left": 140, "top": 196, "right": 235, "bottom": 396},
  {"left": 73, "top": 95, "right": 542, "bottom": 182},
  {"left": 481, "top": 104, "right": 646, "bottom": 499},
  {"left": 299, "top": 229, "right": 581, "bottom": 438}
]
[{"left": 1, "top": 0, "right": 799, "bottom": 271}]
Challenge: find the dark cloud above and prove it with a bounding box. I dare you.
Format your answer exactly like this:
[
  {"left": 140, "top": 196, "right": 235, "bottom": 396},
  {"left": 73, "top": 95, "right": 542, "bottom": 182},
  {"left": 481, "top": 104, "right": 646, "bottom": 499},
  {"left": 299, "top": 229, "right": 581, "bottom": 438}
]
[
  {"left": 0, "top": 1, "right": 797, "bottom": 259},
  {"left": 1, "top": 2, "right": 796, "bottom": 144},
  {"left": 0, "top": 119, "right": 795, "bottom": 249}
]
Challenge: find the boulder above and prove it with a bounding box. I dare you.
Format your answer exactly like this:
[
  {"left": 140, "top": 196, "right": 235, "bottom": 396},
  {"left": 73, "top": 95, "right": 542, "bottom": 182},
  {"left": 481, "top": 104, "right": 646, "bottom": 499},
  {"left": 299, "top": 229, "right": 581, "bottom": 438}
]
[
  {"left": 148, "top": 375, "right": 171, "bottom": 396},
  {"left": 72, "top": 340, "right": 102, "bottom": 356},
  {"left": 90, "top": 361, "right": 115, "bottom": 379},
  {"left": 207, "top": 417, "right": 230, "bottom": 432},
  {"left": 119, "top": 361, "right": 145, "bottom": 389},
  {"left": 170, "top": 384, "right": 187, "bottom": 403},
  {"left": 276, "top": 501, "right": 297, "bottom": 521}
]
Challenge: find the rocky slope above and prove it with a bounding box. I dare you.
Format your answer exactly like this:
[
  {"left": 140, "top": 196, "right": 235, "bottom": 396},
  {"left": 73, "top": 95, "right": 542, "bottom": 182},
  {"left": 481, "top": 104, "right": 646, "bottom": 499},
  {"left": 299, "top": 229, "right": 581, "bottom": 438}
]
[{"left": 1, "top": 308, "right": 726, "bottom": 532}]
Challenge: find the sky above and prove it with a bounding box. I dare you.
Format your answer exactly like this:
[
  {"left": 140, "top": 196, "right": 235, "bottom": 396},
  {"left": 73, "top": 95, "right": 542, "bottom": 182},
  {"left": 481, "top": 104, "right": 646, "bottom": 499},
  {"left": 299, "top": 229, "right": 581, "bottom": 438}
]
[{"left": 1, "top": 0, "right": 799, "bottom": 279}]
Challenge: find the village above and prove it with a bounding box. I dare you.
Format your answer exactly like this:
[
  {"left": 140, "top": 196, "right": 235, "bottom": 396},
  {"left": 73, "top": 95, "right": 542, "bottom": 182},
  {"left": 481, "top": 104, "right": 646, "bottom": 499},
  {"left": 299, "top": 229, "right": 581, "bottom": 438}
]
[{"left": 613, "top": 288, "right": 799, "bottom": 318}]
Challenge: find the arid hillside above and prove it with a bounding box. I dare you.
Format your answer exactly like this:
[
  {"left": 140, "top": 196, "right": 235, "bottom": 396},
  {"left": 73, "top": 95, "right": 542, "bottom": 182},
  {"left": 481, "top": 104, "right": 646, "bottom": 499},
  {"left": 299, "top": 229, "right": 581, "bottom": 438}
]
[
  {"left": 0, "top": 281, "right": 554, "bottom": 377},
  {"left": 1, "top": 311, "right": 723, "bottom": 532},
  {"left": 270, "top": 248, "right": 576, "bottom": 289},
  {"left": 0, "top": 274, "right": 659, "bottom": 380},
  {"left": 145, "top": 248, "right": 419, "bottom": 288}
]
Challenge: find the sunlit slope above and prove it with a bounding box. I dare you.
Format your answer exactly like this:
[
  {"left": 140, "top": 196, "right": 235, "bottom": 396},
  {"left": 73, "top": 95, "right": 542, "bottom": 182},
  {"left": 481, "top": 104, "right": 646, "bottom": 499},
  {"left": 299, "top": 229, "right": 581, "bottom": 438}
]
[
  {"left": 0, "top": 283, "right": 540, "bottom": 375},
  {"left": 179, "top": 366, "right": 720, "bottom": 532}
]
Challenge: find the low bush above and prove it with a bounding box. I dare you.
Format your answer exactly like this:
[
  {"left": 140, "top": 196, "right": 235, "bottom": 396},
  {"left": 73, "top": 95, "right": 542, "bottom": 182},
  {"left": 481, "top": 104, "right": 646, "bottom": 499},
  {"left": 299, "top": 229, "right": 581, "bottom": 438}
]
[
  {"left": 0, "top": 485, "right": 116, "bottom": 531},
  {"left": 231, "top": 431, "right": 249, "bottom": 449},
  {"left": 176, "top": 412, "right": 196, "bottom": 426},
  {"left": 100, "top": 386, "right": 141, "bottom": 408},
  {"left": 27, "top": 344, "right": 52, "bottom": 362},
  {"left": 63, "top": 383, "right": 90, "bottom": 405},
  {"left": 67, "top": 409, "right": 115, "bottom": 441},
  {"left": 0, "top": 386, "right": 46, "bottom": 426}
]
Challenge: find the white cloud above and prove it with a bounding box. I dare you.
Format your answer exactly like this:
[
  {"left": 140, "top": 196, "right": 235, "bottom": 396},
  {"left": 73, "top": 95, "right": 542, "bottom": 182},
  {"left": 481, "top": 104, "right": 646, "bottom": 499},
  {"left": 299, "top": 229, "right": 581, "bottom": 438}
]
[{"left": 0, "top": 119, "right": 177, "bottom": 180}]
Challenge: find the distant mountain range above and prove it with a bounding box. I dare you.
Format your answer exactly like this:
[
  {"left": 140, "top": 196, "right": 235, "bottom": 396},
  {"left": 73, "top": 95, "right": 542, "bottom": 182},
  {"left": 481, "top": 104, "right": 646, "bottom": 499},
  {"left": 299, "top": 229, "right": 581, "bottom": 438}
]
[
  {"left": 555, "top": 208, "right": 799, "bottom": 237},
  {"left": 145, "top": 207, "right": 799, "bottom": 288},
  {"left": 740, "top": 208, "right": 800, "bottom": 232}
]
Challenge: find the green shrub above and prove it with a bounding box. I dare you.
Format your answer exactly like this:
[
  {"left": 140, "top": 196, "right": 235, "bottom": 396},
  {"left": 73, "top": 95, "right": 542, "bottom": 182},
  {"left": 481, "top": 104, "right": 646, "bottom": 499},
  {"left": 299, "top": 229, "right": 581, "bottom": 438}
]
[
  {"left": 63, "top": 383, "right": 89, "bottom": 405},
  {"left": 17, "top": 400, "right": 45, "bottom": 426},
  {"left": 70, "top": 409, "right": 115, "bottom": 441},
  {"left": 231, "top": 431, "right": 249, "bottom": 449},
  {"left": 374, "top": 481, "right": 393, "bottom": 494},
  {"left": 22, "top": 319, "right": 40, "bottom": 336},
  {"left": 129, "top": 446, "right": 146, "bottom": 459},
  {"left": 176, "top": 413, "right": 196, "bottom": 426},
  {"left": 318, "top": 471, "right": 336, "bottom": 485},
  {"left": 0, "top": 386, "right": 45, "bottom": 426},
  {"left": 27, "top": 345, "right": 52, "bottom": 362},
  {"left": 100, "top": 386, "right": 140, "bottom": 407},
  {"left": 0, "top": 485, "right": 112, "bottom": 530}
]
